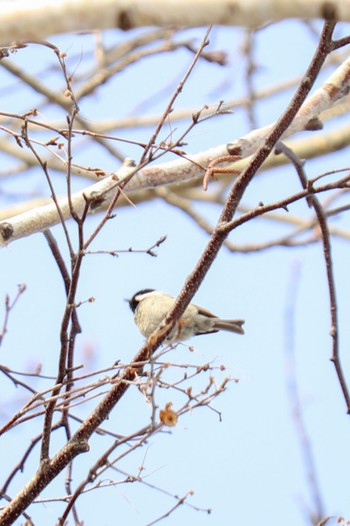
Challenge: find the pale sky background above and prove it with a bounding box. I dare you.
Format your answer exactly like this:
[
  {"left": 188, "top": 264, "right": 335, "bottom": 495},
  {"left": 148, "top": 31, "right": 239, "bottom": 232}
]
[{"left": 0, "top": 17, "right": 349, "bottom": 526}]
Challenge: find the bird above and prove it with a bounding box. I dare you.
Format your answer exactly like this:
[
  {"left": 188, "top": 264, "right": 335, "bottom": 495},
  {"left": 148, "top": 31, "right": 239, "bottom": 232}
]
[{"left": 128, "top": 289, "right": 244, "bottom": 343}]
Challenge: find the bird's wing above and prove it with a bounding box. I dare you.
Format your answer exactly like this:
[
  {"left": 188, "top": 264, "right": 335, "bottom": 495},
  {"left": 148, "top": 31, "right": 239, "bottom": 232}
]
[{"left": 193, "top": 304, "right": 218, "bottom": 318}]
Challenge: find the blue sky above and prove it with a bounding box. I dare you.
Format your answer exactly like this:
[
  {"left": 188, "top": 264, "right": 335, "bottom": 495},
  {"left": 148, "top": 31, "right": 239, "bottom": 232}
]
[{"left": 0, "top": 18, "right": 349, "bottom": 526}]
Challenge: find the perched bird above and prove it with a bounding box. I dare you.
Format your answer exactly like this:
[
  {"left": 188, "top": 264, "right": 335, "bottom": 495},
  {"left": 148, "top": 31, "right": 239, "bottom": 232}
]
[{"left": 128, "top": 289, "right": 244, "bottom": 343}]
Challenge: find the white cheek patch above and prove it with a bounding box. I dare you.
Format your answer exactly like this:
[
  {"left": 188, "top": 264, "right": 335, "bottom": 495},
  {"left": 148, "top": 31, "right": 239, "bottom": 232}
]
[{"left": 135, "top": 290, "right": 159, "bottom": 302}]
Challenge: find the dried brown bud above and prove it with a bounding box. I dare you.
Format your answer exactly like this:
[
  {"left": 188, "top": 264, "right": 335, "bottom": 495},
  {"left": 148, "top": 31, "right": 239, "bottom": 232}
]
[{"left": 160, "top": 402, "right": 178, "bottom": 427}]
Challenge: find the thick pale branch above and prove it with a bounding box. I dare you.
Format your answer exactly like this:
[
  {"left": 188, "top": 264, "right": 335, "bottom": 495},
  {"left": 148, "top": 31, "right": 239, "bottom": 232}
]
[
  {"left": 1, "top": 55, "right": 350, "bottom": 247},
  {"left": 1, "top": 120, "right": 350, "bottom": 225},
  {"left": 0, "top": 0, "right": 350, "bottom": 45}
]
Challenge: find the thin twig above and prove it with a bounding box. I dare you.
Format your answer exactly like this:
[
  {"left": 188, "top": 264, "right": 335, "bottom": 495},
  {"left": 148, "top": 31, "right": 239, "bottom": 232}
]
[
  {"left": 284, "top": 262, "right": 325, "bottom": 524},
  {"left": 139, "top": 26, "right": 212, "bottom": 164},
  {"left": 276, "top": 140, "right": 350, "bottom": 412},
  {"left": 0, "top": 284, "right": 26, "bottom": 347}
]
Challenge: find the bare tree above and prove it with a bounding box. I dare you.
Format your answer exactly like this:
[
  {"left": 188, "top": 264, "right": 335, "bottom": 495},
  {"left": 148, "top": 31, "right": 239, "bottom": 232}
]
[{"left": 0, "top": 2, "right": 349, "bottom": 525}]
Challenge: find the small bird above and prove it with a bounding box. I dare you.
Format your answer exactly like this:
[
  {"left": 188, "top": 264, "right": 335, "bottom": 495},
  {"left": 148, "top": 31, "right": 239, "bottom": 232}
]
[{"left": 128, "top": 289, "right": 244, "bottom": 343}]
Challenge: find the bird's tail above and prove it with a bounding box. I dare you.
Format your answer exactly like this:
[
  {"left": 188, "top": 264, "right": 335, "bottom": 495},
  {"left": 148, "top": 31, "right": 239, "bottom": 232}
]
[{"left": 213, "top": 319, "right": 245, "bottom": 335}]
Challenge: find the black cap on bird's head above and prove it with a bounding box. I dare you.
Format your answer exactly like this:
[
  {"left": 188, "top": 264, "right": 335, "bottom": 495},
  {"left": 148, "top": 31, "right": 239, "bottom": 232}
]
[{"left": 127, "top": 289, "right": 155, "bottom": 313}]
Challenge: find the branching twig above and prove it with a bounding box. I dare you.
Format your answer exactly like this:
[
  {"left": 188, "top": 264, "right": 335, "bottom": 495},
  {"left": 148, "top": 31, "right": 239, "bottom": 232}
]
[
  {"left": 0, "top": 284, "right": 26, "bottom": 347},
  {"left": 139, "top": 26, "right": 212, "bottom": 165},
  {"left": 276, "top": 140, "right": 350, "bottom": 412}
]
